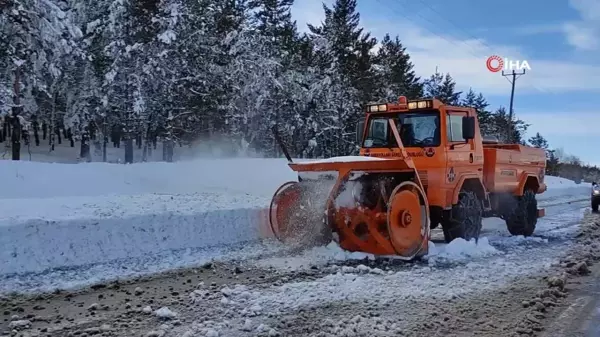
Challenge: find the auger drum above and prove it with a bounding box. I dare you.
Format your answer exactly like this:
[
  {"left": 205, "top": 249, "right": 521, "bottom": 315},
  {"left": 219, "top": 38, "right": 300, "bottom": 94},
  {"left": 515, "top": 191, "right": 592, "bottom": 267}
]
[{"left": 269, "top": 159, "right": 430, "bottom": 259}]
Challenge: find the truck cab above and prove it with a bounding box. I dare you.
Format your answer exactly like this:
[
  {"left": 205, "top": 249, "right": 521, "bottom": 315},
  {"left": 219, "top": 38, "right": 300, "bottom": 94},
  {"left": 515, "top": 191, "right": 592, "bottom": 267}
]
[{"left": 357, "top": 97, "right": 484, "bottom": 213}]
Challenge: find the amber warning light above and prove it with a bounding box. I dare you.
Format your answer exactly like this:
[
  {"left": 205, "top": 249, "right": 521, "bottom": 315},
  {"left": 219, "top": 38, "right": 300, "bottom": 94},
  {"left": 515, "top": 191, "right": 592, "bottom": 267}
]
[{"left": 366, "top": 98, "right": 432, "bottom": 112}]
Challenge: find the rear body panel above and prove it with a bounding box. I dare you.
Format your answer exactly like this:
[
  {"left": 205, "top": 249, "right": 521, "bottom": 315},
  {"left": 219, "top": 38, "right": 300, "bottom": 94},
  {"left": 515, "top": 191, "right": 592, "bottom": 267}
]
[{"left": 482, "top": 144, "right": 547, "bottom": 195}]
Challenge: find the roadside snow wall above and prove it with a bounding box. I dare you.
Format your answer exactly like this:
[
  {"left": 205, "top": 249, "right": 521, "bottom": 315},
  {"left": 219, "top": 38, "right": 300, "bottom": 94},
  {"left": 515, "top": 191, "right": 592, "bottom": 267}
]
[
  {"left": 0, "top": 193, "right": 271, "bottom": 276},
  {"left": 0, "top": 158, "right": 296, "bottom": 199},
  {"left": 0, "top": 158, "right": 590, "bottom": 277}
]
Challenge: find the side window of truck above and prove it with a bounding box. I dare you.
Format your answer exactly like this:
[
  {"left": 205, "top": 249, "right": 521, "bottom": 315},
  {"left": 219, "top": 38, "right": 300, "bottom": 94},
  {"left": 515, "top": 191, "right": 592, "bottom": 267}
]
[{"left": 446, "top": 115, "right": 465, "bottom": 142}]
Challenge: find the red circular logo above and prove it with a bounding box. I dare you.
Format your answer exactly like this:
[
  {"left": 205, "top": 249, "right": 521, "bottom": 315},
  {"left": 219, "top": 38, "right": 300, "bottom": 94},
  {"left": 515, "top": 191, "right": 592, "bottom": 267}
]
[{"left": 486, "top": 55, "right": 503, "bottom": 72}]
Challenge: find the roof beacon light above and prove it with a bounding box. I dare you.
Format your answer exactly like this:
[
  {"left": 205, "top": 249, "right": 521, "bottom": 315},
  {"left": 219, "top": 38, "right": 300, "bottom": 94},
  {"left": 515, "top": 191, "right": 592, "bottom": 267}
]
[{"left": 398, "top": 96, "right": 407, "bottom": 106}]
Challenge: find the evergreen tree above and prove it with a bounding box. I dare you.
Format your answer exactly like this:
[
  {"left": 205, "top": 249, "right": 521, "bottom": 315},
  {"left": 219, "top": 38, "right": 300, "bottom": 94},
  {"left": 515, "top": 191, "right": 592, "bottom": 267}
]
[
  {"left": 424, "top": 71, "right": 461, "bottom": 105},
  {"left": 489, "top": 106, "right": 529, "bottom": 144},
  {"left": 374, "top": 34, "right": 423, "bottom": 101},
  {"left": 546, "top": 149, "right": 560, "bottom": 175},
  {"left": 307, "top": 0, "right": 374, "bottom": 156},
  {"left": 474, "top": 92, "right": 492, "bottom": 133},
  {"left": 528, "top": 132, "right": 548, "bottom": 149},
  {"left": 308, "top": 0, "right": 377, "bottom": 103},
  {"left": 461, "top": 88, "right": 492, "bottom": 135}
]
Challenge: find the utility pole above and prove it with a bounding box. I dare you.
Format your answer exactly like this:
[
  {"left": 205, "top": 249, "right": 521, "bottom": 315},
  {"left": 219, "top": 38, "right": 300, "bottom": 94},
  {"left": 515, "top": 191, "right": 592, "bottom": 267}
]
[{"left": 502, "top": 69, "right": 526, "bottom": 142}]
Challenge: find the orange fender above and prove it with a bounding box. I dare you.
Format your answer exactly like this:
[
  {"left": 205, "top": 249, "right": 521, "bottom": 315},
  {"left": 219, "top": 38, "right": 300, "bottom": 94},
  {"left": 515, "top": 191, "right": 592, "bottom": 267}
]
[
  {"left": 516, "top": 173, "right": 540, "bottom": 196},
  {"left": 451, "top": 174, "right": 485, "bottom": 205}
]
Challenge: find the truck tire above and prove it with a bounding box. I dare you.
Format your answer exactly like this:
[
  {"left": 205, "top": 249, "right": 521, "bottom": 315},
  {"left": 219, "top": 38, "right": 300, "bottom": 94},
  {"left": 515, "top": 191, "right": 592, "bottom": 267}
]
[
  {"left": 441, "top": 191, "right": 483, "bottom": 243},
  {"left": 592, "top": 198, "right": 599, "bottom": 213},
  {"left": 505, "top": 189, "right": 537, "bottom": 236}
]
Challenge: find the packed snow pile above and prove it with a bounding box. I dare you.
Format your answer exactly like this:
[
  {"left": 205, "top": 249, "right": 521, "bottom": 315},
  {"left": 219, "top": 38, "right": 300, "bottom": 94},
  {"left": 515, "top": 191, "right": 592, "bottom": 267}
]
[
  {"left": 426, "top": 237, "right": 502, "bottom": 265},
  {"left": 540, "top": 176, "right": 590, "bottom": 203},
  {"left": 0, "top": 193, "right": 270, "bottom": 276},
  {"left": 0, "top": 158, "right": 296, "bottom": 199}
]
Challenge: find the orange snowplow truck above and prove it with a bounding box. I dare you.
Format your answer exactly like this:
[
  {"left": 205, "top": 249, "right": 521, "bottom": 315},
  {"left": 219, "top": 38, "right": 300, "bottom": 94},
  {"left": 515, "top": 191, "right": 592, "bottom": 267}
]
[{"left": 269, "top": 96, "right": 547, "bottom": 260}]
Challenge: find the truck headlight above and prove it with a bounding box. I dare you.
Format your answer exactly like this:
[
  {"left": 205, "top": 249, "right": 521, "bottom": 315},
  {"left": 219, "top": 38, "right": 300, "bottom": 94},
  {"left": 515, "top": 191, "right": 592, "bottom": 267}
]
[{"left": 594, "top": 190, "right": 600, "bottom": 195}]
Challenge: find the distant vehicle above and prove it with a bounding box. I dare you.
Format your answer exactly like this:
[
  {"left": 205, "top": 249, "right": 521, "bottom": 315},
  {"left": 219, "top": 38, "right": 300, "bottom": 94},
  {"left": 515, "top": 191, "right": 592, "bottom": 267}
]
[{"left": 592, "top": 182, "right": 600, "bottom": 212}]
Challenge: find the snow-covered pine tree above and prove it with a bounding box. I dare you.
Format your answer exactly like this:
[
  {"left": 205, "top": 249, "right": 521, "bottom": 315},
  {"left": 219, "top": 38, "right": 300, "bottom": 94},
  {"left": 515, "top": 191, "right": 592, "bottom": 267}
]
[
  {"left": 488, "top": 106, "right": 530, "bottom": 144},
  {"left": 307, "top": 0, "right": 374, "bottom": 157},
  {"left": 374, "top": 34, "right": 423, "bottom": 102},
  {"left": 528, "top": 132, "right": 548, "bottom": 149},
  {"left": 1, "top": 0, "right": 84, "bottom": 157},
  {"left": 460, "top": 88, "right": 492, "bottom": 136},
  {"left": 424, "top": 71, "right": 461, "bottom": 105}
]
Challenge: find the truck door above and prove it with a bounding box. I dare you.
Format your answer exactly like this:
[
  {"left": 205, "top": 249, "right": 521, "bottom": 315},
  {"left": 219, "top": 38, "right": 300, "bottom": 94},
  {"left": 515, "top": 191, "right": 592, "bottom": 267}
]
[{"left": 445, "top": 110, "right": 474, "bottom": 186}]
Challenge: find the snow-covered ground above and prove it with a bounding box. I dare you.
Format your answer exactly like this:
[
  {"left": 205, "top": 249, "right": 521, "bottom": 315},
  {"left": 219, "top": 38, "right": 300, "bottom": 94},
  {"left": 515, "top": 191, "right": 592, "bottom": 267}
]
[{"left": 0, "top": 157, "right": 591, "bottom": 295}]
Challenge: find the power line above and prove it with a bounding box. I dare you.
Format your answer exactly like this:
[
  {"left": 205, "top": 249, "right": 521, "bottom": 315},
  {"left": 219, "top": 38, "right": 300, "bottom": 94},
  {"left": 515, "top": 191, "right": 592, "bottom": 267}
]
[
  {"left": 372, "top": 0, "right": 487, "bottom": 67},
  {"left": 374, "top": 0, "right": 548, "bottom": 96},
  {"left": 408, "top": 0, "right": 548, "bottom": 94}
]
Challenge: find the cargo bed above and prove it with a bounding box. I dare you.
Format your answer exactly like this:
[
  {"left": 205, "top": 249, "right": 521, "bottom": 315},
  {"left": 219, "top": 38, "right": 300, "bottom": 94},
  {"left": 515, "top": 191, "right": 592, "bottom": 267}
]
[{"left": 482, "top": 144, "right": 546, "bottom": 194}]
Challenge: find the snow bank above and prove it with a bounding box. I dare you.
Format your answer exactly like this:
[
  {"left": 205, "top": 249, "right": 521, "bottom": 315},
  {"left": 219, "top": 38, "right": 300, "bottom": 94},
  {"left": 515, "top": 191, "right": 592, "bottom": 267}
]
[
  {"left": 0, "top": 193, "right": 270, "bottom": 276},
  {"left": 426, "top": 237, "right": 501, "bottom": 264},
  {"left": 0, "top": 158, "right": 297, "bottom": 199},
  {"left": 540, "top": 176, "right": 590, "bottom": 203}
]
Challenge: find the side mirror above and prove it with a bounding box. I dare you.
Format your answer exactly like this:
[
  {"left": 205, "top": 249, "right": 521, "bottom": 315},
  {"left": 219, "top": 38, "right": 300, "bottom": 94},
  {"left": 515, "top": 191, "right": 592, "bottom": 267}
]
[
  {"left": 356, "top": 119, "right": 365, "bottom": 145},
  {"left": 462, "top": 116, "right": 476, "bottom": 140}
]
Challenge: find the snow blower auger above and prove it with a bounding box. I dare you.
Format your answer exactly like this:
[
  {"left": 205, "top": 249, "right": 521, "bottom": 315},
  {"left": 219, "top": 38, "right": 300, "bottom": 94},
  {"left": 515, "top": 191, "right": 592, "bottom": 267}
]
[{"left": 269, "top": 120, "right": 430, "bottom": 260}]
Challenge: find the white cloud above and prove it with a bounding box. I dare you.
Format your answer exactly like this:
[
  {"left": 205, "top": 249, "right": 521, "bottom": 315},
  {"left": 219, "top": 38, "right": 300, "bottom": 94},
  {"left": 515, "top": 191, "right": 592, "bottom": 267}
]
[
  {"left": 511, "top": 1, "right": 600, "bottom": 51},
  {"left": 518, "top": 111, "right": 600, "bottom": 166},
  {"left": 563, "top": 22, "right": 599, "bottom": 50},
  {"left": 513, "top": 23, "right": 564, "bottom": 36},
  {"left": 561, "top": 0, "right": 600, "bottom": 50},
  {"left": 519, "top": 111, "right": 600, "bottom": 137},
  {"left": 291, "top": 0, "right": 600, "bottom": 96}
]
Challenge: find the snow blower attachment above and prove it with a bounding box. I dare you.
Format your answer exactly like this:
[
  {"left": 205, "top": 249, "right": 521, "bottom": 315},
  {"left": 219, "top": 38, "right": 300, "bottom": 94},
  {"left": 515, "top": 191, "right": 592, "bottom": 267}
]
[{"left": 269, "top": 120, "right": 430, "bottom": 259}]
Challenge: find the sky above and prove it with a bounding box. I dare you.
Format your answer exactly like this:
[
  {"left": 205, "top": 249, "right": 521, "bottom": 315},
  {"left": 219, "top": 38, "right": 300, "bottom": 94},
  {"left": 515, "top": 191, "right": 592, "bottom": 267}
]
[{"left": 290, "top": 0, "right": 600, "bottom": 166}]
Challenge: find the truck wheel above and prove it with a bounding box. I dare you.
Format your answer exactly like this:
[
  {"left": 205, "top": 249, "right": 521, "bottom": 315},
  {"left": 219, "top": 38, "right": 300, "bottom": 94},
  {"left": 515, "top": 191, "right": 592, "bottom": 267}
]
[
  {"left": 592, "top": 198, "right": 599, "bottom": 213},
  {"left": 441, "top": 191, "right": 483, "bottom": 243},
  {"left": 505, "top": 189, "right": 537, "bottom": 236}
]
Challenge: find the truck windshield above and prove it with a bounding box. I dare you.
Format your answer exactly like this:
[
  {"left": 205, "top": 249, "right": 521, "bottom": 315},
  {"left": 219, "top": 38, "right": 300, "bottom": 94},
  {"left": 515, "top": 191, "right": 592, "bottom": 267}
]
[{"left": 363, "top": 111, "right": 440, "bottom": 148}]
